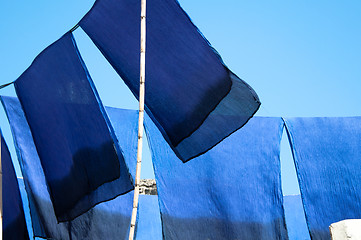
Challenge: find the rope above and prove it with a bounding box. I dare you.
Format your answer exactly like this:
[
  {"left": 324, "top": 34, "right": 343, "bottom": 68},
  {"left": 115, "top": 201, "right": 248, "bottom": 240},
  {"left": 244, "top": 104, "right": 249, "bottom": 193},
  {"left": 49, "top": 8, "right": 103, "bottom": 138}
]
[
  {"left": 0, "top": 81, "right": 14, "bottom": 90},
  {"left": 70, "top": 24, "right": 79, "bottom": 32},
  {"left": 0, "top": 23, "right": 79, "bottom": 91}
]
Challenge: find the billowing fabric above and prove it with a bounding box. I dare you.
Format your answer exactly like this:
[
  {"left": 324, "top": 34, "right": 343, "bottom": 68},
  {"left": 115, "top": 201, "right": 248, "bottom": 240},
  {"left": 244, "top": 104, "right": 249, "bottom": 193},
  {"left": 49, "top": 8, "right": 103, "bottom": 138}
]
[
  {"left": 284, "top": 117, "right": 361, "bottom": 240},
  {"left": 1, "top": 130, "right": 29, "bottom": 240},
  {"left": 283, "top": 195, "right": 310, "bottom": 240},
  {"left": 13, "top": 32, "right": 133, "bottom": 221},
  {"left": 145, "top": 116, "right": 287, "bottom": 240},
  {"left": 80, "top": 0, "right": 261, "bottom": 162},
  {"left": 1, "top": 96, "right": 138, "bottom": 240},
  {"left": 135, "top": 195, "right": 162, "bottom": 240}
]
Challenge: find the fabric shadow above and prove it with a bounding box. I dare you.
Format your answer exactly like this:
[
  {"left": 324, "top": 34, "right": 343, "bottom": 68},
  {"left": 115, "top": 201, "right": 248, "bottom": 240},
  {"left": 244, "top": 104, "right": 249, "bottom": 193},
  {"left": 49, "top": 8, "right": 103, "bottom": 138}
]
[
  {"left": 284, "top": 117, "right": 361, "bottom": 240},
  {"left": 13, "top": 32, "right": 133, "bottom": 221},
  {"left": 1, "top": 96, "right": 138, "bottom": 240},
  {"left": 1, "top": 130, "right": 29, "bottom": 240},
  {"left": 79, "top": 0, "right": 260, "bottom": 162},
  {"left": 145, "top": 116, "right": 287, "bottom": 240}
]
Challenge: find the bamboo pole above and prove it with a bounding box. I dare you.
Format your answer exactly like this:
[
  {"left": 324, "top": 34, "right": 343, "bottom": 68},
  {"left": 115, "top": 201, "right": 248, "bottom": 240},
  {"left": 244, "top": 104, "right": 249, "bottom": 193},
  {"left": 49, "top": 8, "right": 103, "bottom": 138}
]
[{"left": 128, "top": 0, "right": 146, "bottom": 239}]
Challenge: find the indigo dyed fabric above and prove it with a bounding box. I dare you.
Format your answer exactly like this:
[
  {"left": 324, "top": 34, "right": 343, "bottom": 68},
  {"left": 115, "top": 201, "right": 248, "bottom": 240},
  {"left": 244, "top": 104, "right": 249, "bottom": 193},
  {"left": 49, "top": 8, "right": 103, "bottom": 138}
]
[
  {"left": 135, "top": 195, "right": 162, "bottom": 240},
  {"left": 283, "top": 195, "right": 310, "bottom": 240},
  {"left": 1, "top": 96, "right": 138, "bottom": 239},
  {"left": 145, "top": 116, "right": 287, "bottom": 240},
  {"left": 13, "top": 32, "right": 133, "bottom": 221},
  {"left": 18, "top": 178, "right": 34, "bottom": 240},
  {"left": 80, "top": 0, "right": 260, "bottom": 162},
  {"left": 284, "top": 117, "right": 361, "bottom": 240},
  {"left": 1, "top": 130, "right": 29, "bottom": 240}
]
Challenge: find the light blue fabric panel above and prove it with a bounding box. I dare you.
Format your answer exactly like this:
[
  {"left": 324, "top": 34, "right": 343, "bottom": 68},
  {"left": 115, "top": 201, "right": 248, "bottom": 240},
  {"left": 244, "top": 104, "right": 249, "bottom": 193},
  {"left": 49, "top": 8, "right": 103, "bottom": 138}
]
[
  {"left": 18, "top": 178, "right": 34, "bottom": 240},
  {"left": 285, "top": 117, "right": 361, "bottom": 240},
  {"left": 283, "top": 195, "right": 310, "bottom": 240},
  {"left": 1, "top": 96, "right": 138, "bottom": 240},
  {"left": 145, "top": 116, "right": 287, "bottom": 240},
  {"left": 135, "top": 195, "right": 162, "bottom": 240}
]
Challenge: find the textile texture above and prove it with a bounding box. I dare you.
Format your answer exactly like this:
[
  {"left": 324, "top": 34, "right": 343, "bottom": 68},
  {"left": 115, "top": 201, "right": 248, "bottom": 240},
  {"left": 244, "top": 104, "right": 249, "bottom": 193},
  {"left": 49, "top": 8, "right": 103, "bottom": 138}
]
[
  {"left": 13, "top": 32, "right": 133, "bottom": 221},
  {"left": 145, "top": 116, "right": 287, "bottom": 240},
  {"left": 80, "top": 0, "right": 260, "bottom": 162},
  {"left": 135, "top": 195, "right": 162, "bottom": 240},
  {"left": 283, "top": 195, "right": 310, "bottom": 240},
  {"left": 1, "top": 130, "right": 29, "bottom": 240},
  {"left": 18, "top": 178, "right": 34, "bottom": 240},
  {"left": 284, "top": 117, "right": 361, "bottom": 240},
  {"left": 1, "top": 96, "right": 138, "bottom": 240}
]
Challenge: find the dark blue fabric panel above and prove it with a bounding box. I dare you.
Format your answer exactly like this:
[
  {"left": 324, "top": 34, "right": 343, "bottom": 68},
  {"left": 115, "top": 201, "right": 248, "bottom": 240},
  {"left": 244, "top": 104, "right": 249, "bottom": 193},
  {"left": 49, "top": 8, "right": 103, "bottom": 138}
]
[
  {"left": 135, "top": 195, "right": 162, "bottom": 240},
  {"left": 145, "top": 116, "right": 287, "bottom": 240},
  {"left": 13, "top": 32, "right": 133, "bottom": 221},
  {"left": 283, "top": 195, "right": 310, "bottom": 240},
  {"left": 1, "top": 130, "right": 29, "bottom": 240},
  {"left": 284, "top": 117, "right": 361, "bottom": 240},
  {"left": 80, "top": 0, "right": 260, "bottom": 162},
  {"left": 1, "top": 96, "right": 138, "bottom": 239}
]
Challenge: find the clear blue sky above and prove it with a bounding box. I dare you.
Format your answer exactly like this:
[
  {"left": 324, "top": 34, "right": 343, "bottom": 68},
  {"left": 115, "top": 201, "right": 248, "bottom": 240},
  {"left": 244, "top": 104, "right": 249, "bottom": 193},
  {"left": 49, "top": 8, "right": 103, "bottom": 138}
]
[{"left": 0, "top": 0, "right": 360, "bottom": 196}]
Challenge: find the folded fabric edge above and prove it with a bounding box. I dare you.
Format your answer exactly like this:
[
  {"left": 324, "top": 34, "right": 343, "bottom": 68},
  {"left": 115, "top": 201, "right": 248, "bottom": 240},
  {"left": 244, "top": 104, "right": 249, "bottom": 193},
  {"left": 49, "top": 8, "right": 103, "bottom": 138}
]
[
  {"left": 282, "top": 117, "right": 313, "bottom": 239},
  {"left": 174, "top": 71, "right": 261, "bottom": 162},
  {"left": 0, "top": 96, "right": 46, "bottom": 239}
]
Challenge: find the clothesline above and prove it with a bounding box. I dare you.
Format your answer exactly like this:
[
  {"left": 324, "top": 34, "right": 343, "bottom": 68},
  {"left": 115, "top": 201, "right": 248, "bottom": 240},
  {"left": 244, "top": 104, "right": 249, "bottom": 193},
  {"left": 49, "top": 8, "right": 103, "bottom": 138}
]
[
  {"left": 0, "top": 81, "right": 14, "bottom": 90},
  {"left": 0, "top": 24, "right": 80, "bottom": 91}
]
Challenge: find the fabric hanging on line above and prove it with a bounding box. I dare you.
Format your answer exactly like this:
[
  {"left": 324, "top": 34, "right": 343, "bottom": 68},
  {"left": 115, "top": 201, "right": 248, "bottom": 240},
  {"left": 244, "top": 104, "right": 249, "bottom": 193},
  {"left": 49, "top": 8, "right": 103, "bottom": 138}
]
[
  {"left": 17, "top": 178, "right": 35, "bottom": 240},
  {"left": 283, "top": 195, "right": 310, "bottom": 240},
  {"left": 79, "top": 0, "right": 261, "bottom": 162},
  {"left": 145, "top": 116, "right": 287, "bottom": 240},
  {"left": 1, "top": 96, "right": 140, "bottom": 240},
  {"left": 135, "top": 195, "right": 162, "bottom": 240},
  {"left": 284, "top": 117, "right": 361, "bottom": 240},
  {"left": 1, "top": 130, "right": 30, "bottom": 240},
  {"left": 13, "top": 32, "right": 133, "bottom": 222}
]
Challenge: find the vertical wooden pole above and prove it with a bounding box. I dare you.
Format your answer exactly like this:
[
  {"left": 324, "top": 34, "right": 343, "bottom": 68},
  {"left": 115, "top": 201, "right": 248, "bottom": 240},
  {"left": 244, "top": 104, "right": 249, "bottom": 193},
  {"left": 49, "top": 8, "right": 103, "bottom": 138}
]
[{"left": 128, "top": 0, "right": 146, "bottom": 239}]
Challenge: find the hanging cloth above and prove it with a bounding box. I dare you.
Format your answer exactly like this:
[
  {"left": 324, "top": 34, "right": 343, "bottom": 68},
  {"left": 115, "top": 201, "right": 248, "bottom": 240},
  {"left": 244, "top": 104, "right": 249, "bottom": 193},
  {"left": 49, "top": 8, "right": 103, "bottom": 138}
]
[
  {"left": 145, "top": 116, "right": 287, "bottom": 240},
  {"left": 283, "top": 195, "right": 310, "bottom": 240},
  {"left": 79, "top": 0, "right": 261, "bottom": 162},
  {"left": 1, "top": 130, "right": 30, "bottom": 240},
  {"left": 13, "top": 32, "right": 133, "bottom": 222},
  {"left": 1, "top": 96, "right": 139, "bottom": 239},
  {"left": 135, "top": 195, "right": 162, "bottom": 240},
  {"left": 284, "top": 117, "right": 361, "bottom": 240}
]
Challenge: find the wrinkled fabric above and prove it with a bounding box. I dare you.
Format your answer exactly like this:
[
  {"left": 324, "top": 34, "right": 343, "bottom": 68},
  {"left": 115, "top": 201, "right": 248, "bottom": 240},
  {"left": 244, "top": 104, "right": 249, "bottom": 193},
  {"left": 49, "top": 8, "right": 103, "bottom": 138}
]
[
  {"left": 1, "top": 96, "right": 138, "bottom": 240},
  {"left": 13, "top": 32, "right": 133, "bottom": 221},
  {"left": 80, "top": 0, "right": 260, "bottom": 162},
  {"left": 284, "top": 117, "right": 361, "bottom": 240},
  {"left": 283, "top": 195, "right": 310, "bottom": 240},
  {"left": 1, "top": 130, "right": 29, "bottom": 240},
  {"left": 145, "top": 116, "right": 287, "bottom": 240},
  {"left": 135, "top": 195, "right": 162, "bottom": 240}
]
